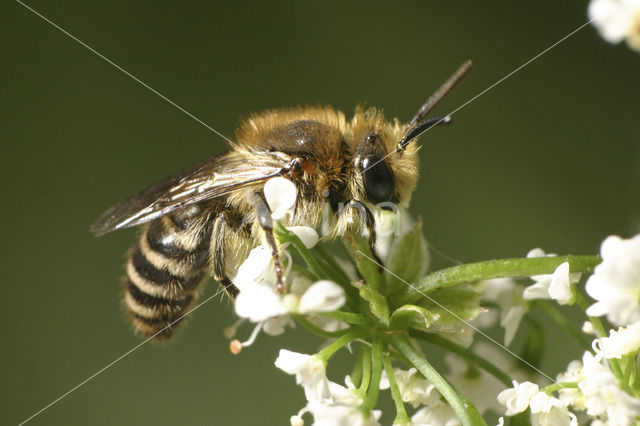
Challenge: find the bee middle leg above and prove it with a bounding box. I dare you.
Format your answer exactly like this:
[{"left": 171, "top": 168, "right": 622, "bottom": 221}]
[{"left": 250, "top": 193, "right": 287, "bottom": 293}]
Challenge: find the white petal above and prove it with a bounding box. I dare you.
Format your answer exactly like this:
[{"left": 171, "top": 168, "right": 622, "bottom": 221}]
[
  {"left": 527, "top": 248, "right": 547, "bottom": 258},
  {"left": 298, "top": 280, "right": 346, "bottom": 313},
  {"left": 585, "top": 233, "right": 640, "bottom": 326},
  {"left": 497, "top": 380, "right": 539, "bottom": 416},
  {"left": 287, "top": 226, "right": 319, "bottom": 249},
  {"left": 548, "top": 262, "right": 573, "bottom": 305},
  {"left": 502, "top": 305, "right": 527, "bottom": 346},
  {"left": 600, "top": 321, "right": 640, "bottom": 359},
  {"left": 275, "top": 349, "right": 314, "bottom": 375},
  {"left": 233, "top": 245, "right": 273, "bottom": 291},
  {"left": 265, "top": 177, "right": 297, "bottom": 218},
  {"left": 411, "top": 405, "right": 459, "bottom": 426},
  {"left": 589, "top": 0, "right": 634, "bottom": 43},
  {"left": 275, "top": 350, "right": 330, "bottom": 403},
  {"left": 523, "top": 278, "right": 552, "bottom": 301},
  {"left": 235, "top": 284, "right": 287, "bottom": 321},
  {"left": 263, "top": 315, "right": 294, "bottom": 336}
]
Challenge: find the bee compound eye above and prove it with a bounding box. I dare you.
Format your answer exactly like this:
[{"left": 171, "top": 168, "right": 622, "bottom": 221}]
[{"left": 360, "top": 157, "right": 395, "bottom": 203}]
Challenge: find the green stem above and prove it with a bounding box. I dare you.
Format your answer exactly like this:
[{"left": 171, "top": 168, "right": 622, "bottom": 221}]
[
  {"left": 361, "top": 339, "right": 384, "bottom": 413},
  {"left": 358, "top": 346, "right": 372, "bottom": 395},
  {"left": 316, "top": 310, "right": 375, "bottom": 326},
  {"left": 412, "top": 331, "right": 512, "bottom": 387},
  {"left": 351, "top": 348, "right": 365, "bottom": 388},
  {"left": 275, "top": 223, "right": 328, "bottom": 280},
  {"left": 390, "top": 255, "right": 601, "bottom": 307},
  {"left": 346, "top": 232, "right": 384, "bottom": 292},
  {"left": 530, "top": 300, "right": 591, "bottom": 349},
  {"left": 383, "top": 354, "right": 411, "bottom": 425},
  {"left": 316, "top": 331, "right": 362, "bottom": 364},
  {"left": 314, "top": 244, "right": 353, "bottom": 287},
  {"left": 292, "top": 314, "right": 349, "bottom": 338},
  {"left": 289, "top": 263, "right": 317, "bottom": 281},
  {"left": 542, "top": 381, "right": 578, "bottom": 394},
  {"left": 277, "top": 223, "right": 360, "bottom": 309},
  {"left": 390, "top": 334, "right": 486, "bottom": 426}
]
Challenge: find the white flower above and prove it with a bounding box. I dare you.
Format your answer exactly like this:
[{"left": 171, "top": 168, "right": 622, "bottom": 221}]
[
  {"left": 582, "top": 321, "right": 596, "bottom": 335},
  {"left": 589, "top": 0, "right": 640, "bottom": 51},
  {"left": 523, "top": 249, "right": 581, "bottom": 305},
  {"left": 306, "top": 402, "right": 381, "bottom": 426},
  {"left": 445, "top": 347, "right": 509, "bottom": 414},
  {"left": 298, "top": 280, "right": 346, "bottom": 314},
  {"left": 373, "top": 209, "right": 427, "bottom": 270},
  {"left": 233, "top": 245, "right": 345, "bottom": 330},
  {"left": 556, "top": 360, "right": 586, "bottom": 410},
  {"left": 477, "top": 278, "right": 527, "bottom": 345},
  {"left": 497, "top": 380, "right": 540, "bottom": 416},
  {"left": 598, "top": 321, "right": 640, "bottom": 359},
  {"left": 265, "top": 177, "right": 297, "bottom": 222},
  {"left": 302, "top": 374, "right": 380, "bottom": 426},
  {"left": 264, "top": 176, "right": 320, "bottom": 248},
  {"left": 306, "top": 315, "right": 349, "bottom": 333},
  {"left": 501, "top": 305, "right": 527, "bottom": 346},
  {"left": 411, "top": 405, "right": 460, "bottom": 426},
  {"left": 586, "top": 234, "right": 640, "bottom": 326},
  {"left": 528, "top": 392, "right": 577, "bottom": 426},
  {"left": 579, "top": 351, "right": 640, "bottom": 425},
  {"left": 373, "top": 208, "right": 399, "bottom": 261},
  {"left": 275, "top": 350, "right": 331, "bottom": 403},
  {"left": 234, "top": 246, "right": 288, "bottom": 322},
  {"left": 288, "top": 225, "right": 320, "bottom": 249},
  {"left": 379, "top": 367, "right": 442, "bottom": 408}
]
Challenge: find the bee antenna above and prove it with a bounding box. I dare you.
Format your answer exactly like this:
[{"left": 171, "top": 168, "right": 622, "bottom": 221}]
[
  {"left": 405, "top": 60, "right": 472, "bottom": 131},
  {"left": 397, "top": 60, "right": 471, "bottom": 152},
  {"left": 397, "top": 115, "right": 452, "bottom": 151}
]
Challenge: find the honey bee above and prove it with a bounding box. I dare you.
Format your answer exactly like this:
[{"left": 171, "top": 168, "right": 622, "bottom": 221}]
[{"left": 91, "top": 61, "right": 471, "bottom": 340}]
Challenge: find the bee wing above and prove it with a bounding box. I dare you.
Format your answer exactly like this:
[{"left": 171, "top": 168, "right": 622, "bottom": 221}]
[{"left": 90, "top": 151, "right": 292, "bottom": 236}]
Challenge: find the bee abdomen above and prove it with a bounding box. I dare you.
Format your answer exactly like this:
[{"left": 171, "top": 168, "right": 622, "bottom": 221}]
[{"left": 125, "top": 212, "right": 211, "bottom": 340}]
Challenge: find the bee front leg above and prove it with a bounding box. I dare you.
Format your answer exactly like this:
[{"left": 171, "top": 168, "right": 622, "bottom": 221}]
[
  {"left": 250, "top": 193, "right": 287, "bottom": 293},
  {"left": 341, "top": 200, "right": 384, "bottom": 271}
]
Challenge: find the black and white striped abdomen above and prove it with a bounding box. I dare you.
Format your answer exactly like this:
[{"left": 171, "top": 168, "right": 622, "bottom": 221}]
[{"left": 125, "top": 207, "right": 211, "bottom": 340}]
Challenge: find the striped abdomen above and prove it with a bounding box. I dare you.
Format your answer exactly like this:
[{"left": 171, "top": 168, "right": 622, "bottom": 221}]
[{"left": 125, "top": 206, "right": 211, "bottom": 340}]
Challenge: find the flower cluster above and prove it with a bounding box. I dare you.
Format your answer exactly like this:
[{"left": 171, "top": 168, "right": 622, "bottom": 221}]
[
  {"left": 497, "top": 234, "right": 640, "bottom": 426},
  {"left": 275, "top": 349, "right": 382, "bottom": 426},
  {"left": 589, "top": 0, "right": 640, "bottom": 52},
  {"left": 224, "top": 175, "right": 640, "bottom": 426},
  {"left": 475, "top": 248, "right": 581, "bottom": 346}
]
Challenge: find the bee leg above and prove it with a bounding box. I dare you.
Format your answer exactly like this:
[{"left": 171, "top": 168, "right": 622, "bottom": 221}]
[
  {"left": 211, "top": 212, "right": 240, "bottom": 299},
  {"left": 251, "top": 193, "right": 287, "bottom": 293},
  {"left": 343, "top": 200, "right": 384, "bottom": 271}
]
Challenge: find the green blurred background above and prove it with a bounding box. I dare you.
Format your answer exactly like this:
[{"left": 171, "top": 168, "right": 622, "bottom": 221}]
[{"left": 2, "top": 1, "right": 639, "bottom": 425}]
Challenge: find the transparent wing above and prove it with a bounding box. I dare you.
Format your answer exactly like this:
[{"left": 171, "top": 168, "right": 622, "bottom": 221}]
[{"left": 90, "top": 150, "right": 291, "bottom": 236}]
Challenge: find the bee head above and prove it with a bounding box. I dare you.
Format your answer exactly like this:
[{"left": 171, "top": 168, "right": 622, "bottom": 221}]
[
  {"left": 350, "top": 61, "right": 471, "bottom": 209},
  {"left": 350, "top": 107, "right": 420, "bottom": 208}
]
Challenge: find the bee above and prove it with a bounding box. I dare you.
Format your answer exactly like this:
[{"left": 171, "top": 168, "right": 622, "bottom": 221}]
[{"left": 91, "top": 61, "right": 471, "bottom": 340}]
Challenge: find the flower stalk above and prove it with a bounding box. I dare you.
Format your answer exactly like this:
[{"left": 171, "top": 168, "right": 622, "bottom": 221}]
[
  {"left": 383, "top": 354, "right": 411, "bottom": 424},
  {"left": 390, "top": 334, "right": 487, "bottom": 426},
  {"left": 389, "top": 255, "right": 601, "bottom": 307}
]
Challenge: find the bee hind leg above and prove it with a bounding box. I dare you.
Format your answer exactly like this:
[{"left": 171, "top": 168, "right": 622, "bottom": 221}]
[{"left": 211, "top": 212, "right": 241, "bottom": 299}]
